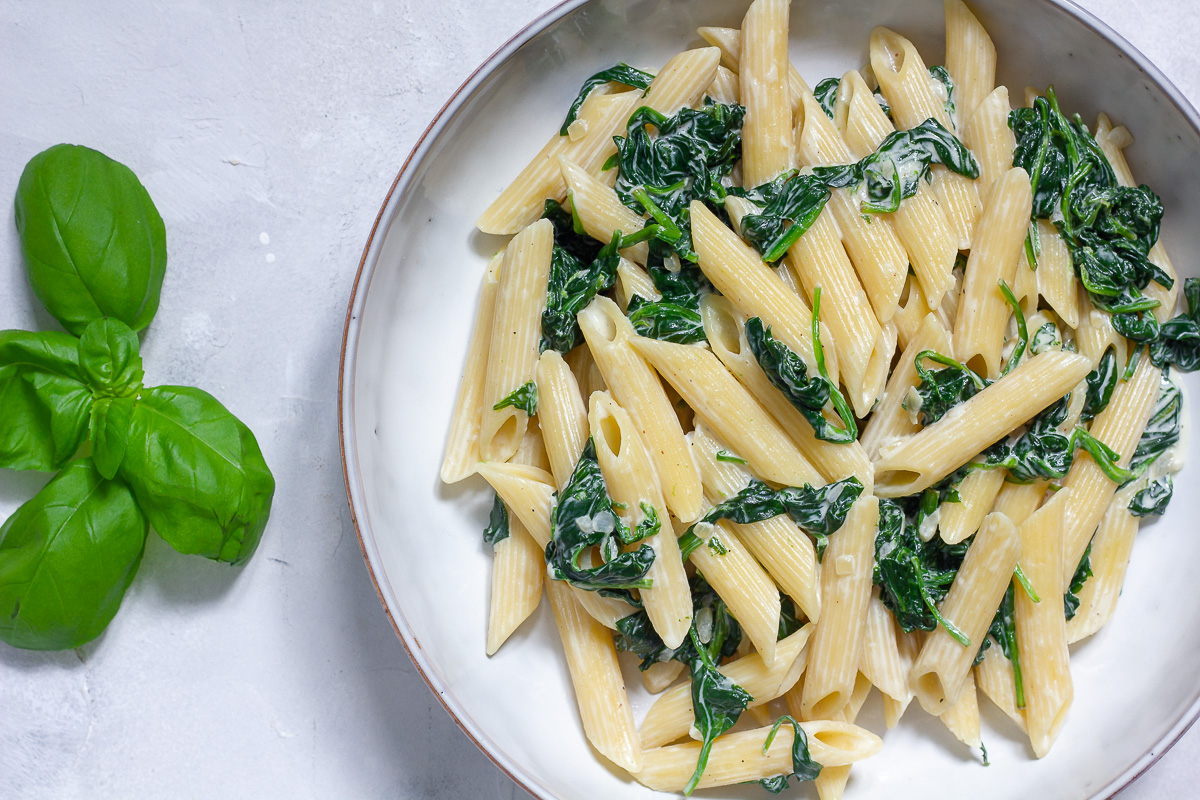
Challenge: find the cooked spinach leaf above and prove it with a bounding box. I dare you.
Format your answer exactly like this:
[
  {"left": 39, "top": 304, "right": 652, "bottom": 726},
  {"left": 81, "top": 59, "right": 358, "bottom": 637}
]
[
  {"left": 688, "top": 476, "right": 864, "bottom": 561},
  {"left": 1082, "top": 347, "right": 1118, "bottom": 421},
  {"left": 734, "top": 172, "right": 831, "bottom": 263},
  {"left": 999, "top": 280, "right": 1029, "bottom": 375},
  {"left": 624, "top": 260, "right": 711, "bottom": 344},
  {"left": 929, "top": 65, "right": 955, "bottom": 121},
  {"left": 745, "top": 292, "right": 856, "bottom": 443},
  {"left": 1031, "top": 322, "right": 1062, "bottom": 355},
  {"left": 685, "top": 629, "right": 754, "bottom": 794},
  {"left": 778, "top": 596, "right": 803, "bottom": 639},
  {"left": 614, "top": 573, "right": 742, "bottom": 670},
  {"left": 1064, "top": 540, "right": 1094, "bottom": 621},
  {"left": 814, "top": 78, "right": 840, "bottom": 119},
  {"left": 1010, "top": 88, "right": 1171, "bottom": 345},
  {"left": 559, "top": 63, "right": 654, "bottom": 136},
  {"left": 759, "top": 715, "right": 823, "bottom": 792},
  {"left": 906, "top": 350, "right": 990, "bottom": 426},
  {"left": 492, "top": 380, "right": 538, "bottom": 416},
  {"left": 1127, "top": 373, "right": 1182, "bottom": 477},
  {"left": 539, "top": 201, "right": 621, "bottom": 353},
  {"left": 483, "top": 493, "right": 510, "bottom": 547},
  {"left": 977, "top": 397, "right": 1073, "bottom": 482},
  {"left": 1130, "top": 476, "right": 1173, "bottom": 517},
  {"left": 1150, "top": 277, "right": 1200, "bottom": 371},
  {"left": 609, "top": 100, "right": 746, "bottom": 263},
  {"left": 974, "top": 582, "right": 1024, "bottom": 708},
  {"left": 813, "top": 118, "right": 979, "bottom": 214},
  {"left": 874, "top": 498, "right": 972, "bottom": 645},
  {"left": 545, "top": 438, "right": 655, "bottom": 591}
]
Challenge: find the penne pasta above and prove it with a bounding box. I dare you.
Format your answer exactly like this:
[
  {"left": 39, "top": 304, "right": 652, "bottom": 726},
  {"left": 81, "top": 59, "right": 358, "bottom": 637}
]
[
  {"left": 740, "top": 0, "right": 795, "bottom": 186},
  {"left": 559, "top": 156, "right": 649, "bottom": 264},
  {"left": 943, "top": 0, "right": 997, "bottom": 126}
]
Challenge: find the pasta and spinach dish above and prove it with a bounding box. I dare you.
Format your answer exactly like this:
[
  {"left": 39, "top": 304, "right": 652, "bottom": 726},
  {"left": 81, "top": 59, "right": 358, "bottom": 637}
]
[{"left": 440, "top": 0, "right": 1193, "bottom": 794}]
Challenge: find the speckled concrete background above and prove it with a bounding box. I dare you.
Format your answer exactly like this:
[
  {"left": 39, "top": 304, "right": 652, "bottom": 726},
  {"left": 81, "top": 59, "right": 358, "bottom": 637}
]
[{"left": 0, "top": 1, "right": 1196, "bottom": 797}]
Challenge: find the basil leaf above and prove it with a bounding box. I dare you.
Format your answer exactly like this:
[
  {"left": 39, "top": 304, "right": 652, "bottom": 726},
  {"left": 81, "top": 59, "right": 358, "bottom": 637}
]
[
  {"left": 90, "top": 396, "right": 137, "bottom": 480},
  {"left": 119, "top": 386, "right": 275, "bottom": 565},
  {"left": 0, "top": 330, "right": 93, "bottom": 471},
  {"left": 0, "top": 458, "right": 147, "bottom": 650},
  {"left": 14, "top": 144, "right": 166, "bottom": 336},
  {"left": 78, "top": 317, "right": 144, "bottom": 398}
]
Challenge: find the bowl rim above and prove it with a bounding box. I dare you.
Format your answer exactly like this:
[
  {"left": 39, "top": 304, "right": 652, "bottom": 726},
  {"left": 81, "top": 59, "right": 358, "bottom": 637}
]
[{"left": 337, "top": 1, "right": 1200, "bottom": 797}]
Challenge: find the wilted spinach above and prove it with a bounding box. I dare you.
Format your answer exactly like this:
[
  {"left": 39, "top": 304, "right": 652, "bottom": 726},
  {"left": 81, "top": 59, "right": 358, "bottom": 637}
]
[
  {"left": 539, "top": 200, "right": 620, "bottom": 353},
  {"left": 1150, "top": 278, "right": 1200, "bottom": 371},
  {"left": 1010, "top": 88, "right": 1171, "bottom": 344},
  {"left": 615, "top": 573, "right": 751, "bottom": 795},
  {"left": 1130, "top": 476, "right": 1173, "bottom": 517},
  {"left": 733, "top": 172, "right": 831, "bottom": 263},
  {"left": 873, "top": 498, "right": 972, "bottom": 646},
  {"left": 1127, "top": 373, "right": 1182, "bottom": 477},
  {"left": 905, "top": 350, "right": 990, "bottom": 426},
  {"left": 758, "top": 715, "right": 823, "bottom": 792},
  {"left": 1082, "top": 348, "right": 1118, "bottom": 421},
  {"left": 1063, "top": 541, "right": 1094, "bottom": 621},
  {"left": 973, "top": 582, "right": 1024, "bottom": 708},
  {"left": 929, "top": 65, "right": 956, "bottom": 121},
  {"left": 482, "top": 494, "right": 510, "bottom": 547},
  {"left": 745, "top": 292, "right": 856, "bottom": 443},
  {"left": 813, "top": 78, "right": 840, "bottom": 119},
  {"left": 492, "top": 380, "right": 539, "bottom": 416},
  {"left": 625, "top": 260, "right": 711, "bottom": 344},
  {"left": 544, "top": 439, "right": 656, "bottom": 591},
  {"left": 558, "top": 63, "right": 654, "bottom": 136},
  {"left": 813, "top": 118, "right": 979, "bottom": 214},
  {"left": 685, "top": 476, "right": 864, "bottom": 560},
  {"left": 608, "top": 100, "right": 746, "bottom": 263},
  {"left": 14, "top": 144, "right": 167, "bottom": 336}
]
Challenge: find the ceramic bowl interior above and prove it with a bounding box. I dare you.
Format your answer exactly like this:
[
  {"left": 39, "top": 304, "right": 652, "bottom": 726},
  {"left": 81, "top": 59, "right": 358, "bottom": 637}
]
[{"left": 341, "top": 0, "right": 1200, "bottom": 797}]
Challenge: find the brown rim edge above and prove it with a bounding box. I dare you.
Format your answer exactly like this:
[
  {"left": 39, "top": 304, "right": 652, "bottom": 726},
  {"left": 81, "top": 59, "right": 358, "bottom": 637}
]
[{"left": 337, "top": 1, "right": 1200, "bottom": 799}]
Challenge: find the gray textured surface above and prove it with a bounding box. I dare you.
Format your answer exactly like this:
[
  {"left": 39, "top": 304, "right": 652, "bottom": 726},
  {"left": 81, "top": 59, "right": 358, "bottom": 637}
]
[{"left": 0, "top": 1, "right": 1196, "bottom": 797}]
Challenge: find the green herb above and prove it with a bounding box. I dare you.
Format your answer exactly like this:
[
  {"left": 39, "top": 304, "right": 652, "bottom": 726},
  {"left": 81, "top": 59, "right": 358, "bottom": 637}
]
[
  {"left": 0, "top": 458, "right": 147, "bottom": 650},
  {"left": 0, "top": 330, "right": 94, "bottom": 471},
  {"left": 874, "top": 498, "right": 972, "bottom": 645},
  {"left": 545, "top": 439, "right": 655, "bottom": 591},
  {"left": 684, "top": 626, "right": 753, "bottom": 795},
  {"left": 678, "top": 529, "right": 704, "bottom": 561},
  {"left": 734, "top": 172, "right": 831, "bottom": 263},
  {"left": 907, "top": 350, "right": 990, "bottom": 426},
  {"left": 715, "top": 450, "right": 747, "bottom": 465},
  {"left": 625, "top": 261, "right": 711, "bottom": 344},
  {"left": 14, "top": 144, "right": 167, "bottom": 336},
  {"left": 1010, "top": 88, "right": 1171, "bottom": 344},
  {"left": 1130, "top": 476, "right": 1173, "bottom": 517},
  {"left": 1082, "top": 348, "right": 1118, "bottom": 421},
  {"left": 745, "top": 291, "right": 857, "bottom": 443},
  {"left": 614, "top": 573, "right": 742, "bottom": 670},
  {"left": 1014, "top": 564, "right": 1041, "bottom": 602},
  {"left": 492, "top": 380, "right": 539, "bottom": 416},
  {"left": 813, "top": 78, "right": 840, "bottom": 119},
  {"left": 929, "top": 65, "right": 956, "bottom": 121},
  {"left": 707, "top": 535, "right": 728, "bottom": 556},
  {"left": 118, "top": 385, "right": 275, "bottom": 565},
  {"left": 778, "top": 596, "right": 803, "bottom": 639},
  {"left": 558, "top": 63, "right": 654, "bottom": 136},
  {"left": 608, "top": 100, "right": 746, "bottom": 263},
  {"left": 1063, "top": 541, "right": 1094, "bottom": 620},
  {"left": 813, "top": 118, "right": 979, "bottom": 214},
  {"left": 483, "top": 494, "right": 510, "bottom": 547},
  {"left": 631, "top": 501, "right": 662, "bottom": 543},
  {"left": 1150, "top": 277, "right": 1200, "bottom": 371},
  {"left": 539, "top": 201, "right": 621, "bottom": 353},
  {"left": 758, "top": 715, "right": 823, "bottom": 792}
]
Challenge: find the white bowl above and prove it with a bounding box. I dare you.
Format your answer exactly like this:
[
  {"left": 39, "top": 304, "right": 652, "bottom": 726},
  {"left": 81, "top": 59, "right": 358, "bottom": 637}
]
[{"left": 339, "top": 1, "right": 1200, "bottom": 797}]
